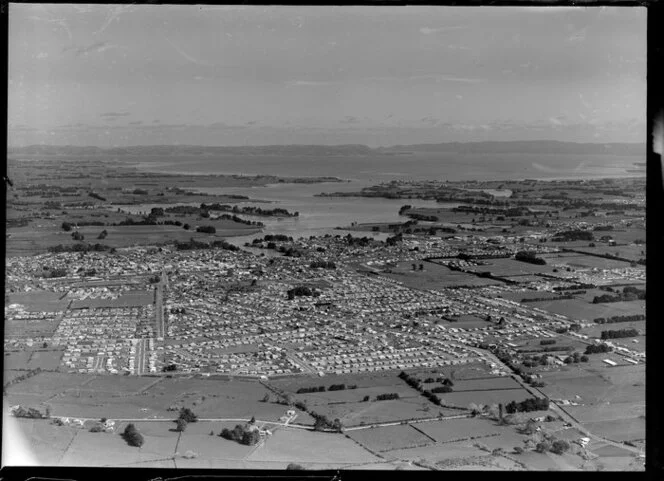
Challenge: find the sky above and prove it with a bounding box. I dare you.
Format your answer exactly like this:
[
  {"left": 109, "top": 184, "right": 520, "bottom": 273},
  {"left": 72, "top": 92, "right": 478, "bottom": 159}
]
[{"left": 8, "top": 5, "right": 646, "bottom": 147}]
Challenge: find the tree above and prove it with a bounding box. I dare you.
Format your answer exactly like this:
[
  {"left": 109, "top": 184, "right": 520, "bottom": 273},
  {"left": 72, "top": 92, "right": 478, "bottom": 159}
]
[
  {"left": 513, "top": 446, "right": 524, "bottom": 455},
  {"left": 261, "top": 393, "right": 270, "bottom": 403},
  {"left": 362, "top": 395, "right": 370, "bottom": 402},
  {"left": 123, "top": 423, "right": 144, "bottom": 447},
  {"left": 175, "top": 418, "right": 187, "bottom": 432},
  {"left": 179, "top": 407, "right": 198, "bottom": 423},
  {"left": 550, "top": 440, "right": 570, "bottom": 455},
  {"left": 250, "top": 416, "right": 256, "bottom": 424},
  {"left": 97, "top": 229, "right": 108, "bottom": 240},
  {"left": 535, "top": 440, "right": 551, "bottom": 453},
  {"left": 286, "top": 463, "right": 305, "bottom": 470}
]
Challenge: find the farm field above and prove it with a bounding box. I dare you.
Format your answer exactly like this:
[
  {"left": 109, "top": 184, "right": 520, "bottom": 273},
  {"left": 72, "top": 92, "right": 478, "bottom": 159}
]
[
  {"left": 6, "top": 291, "right": 70, "bottom": 312},
  {"left": 524, "top": 298, "right": 643, "bottom": 321},
  {"left": 444, "top": 376, "right": 522, "bottom": 391},
  {"left": 381, "top": 261, "right": 502, "bottom": 289},
  {"left": 244, "top": 427, "right": 381, "bottom": 465},
  {"left": 24, "top": 350, "right": 64, "bottom": 370},
  {"left": 434, "top": 388, "right": 533, "bottom": 408},
  {"left": 84, "top": 375, "right": 161, "bottom": 394},
  {"left": 382, "top": 439, "right": 489, "bottom": 464},
  {"left": 580, "top": 321, "right": 645, "bottom": 339},
  {"left": 309, "top": 398, "right": 459, "bottom": 427},
  {"left": 6, "top": 222, "right": 260, "bottom": 257},
  {"left": 70, "top": 291, "right": 153, "bottom": 309},
  {"left": 271, "top": 371, "right": 405, "bottom": 392},
  {"left": 293, "top": 385, "right": 420, "bottom": 405},
  {"left": 546, "top": 254, "right": 632, "bottom": 270},
  {"left": 582, "top": 418, "right": 645, "bottom": 443},
  {"left": 411, "top": 417, "right": 502, "bottom": 444},
  {"left": 5, "top": 318, "right": 63, "bottom": 338},
  {"left": 3, "top": 417, "right": 78, "bottom": 466},
  {"left": 5, "top": 372, "right": 96, "bottom": 396},
  {"left": 463, "top": 258, "right": 555, "bottom": 277},
  {"left": 346, "top": 424, "right": 435, "bottom": 452}
]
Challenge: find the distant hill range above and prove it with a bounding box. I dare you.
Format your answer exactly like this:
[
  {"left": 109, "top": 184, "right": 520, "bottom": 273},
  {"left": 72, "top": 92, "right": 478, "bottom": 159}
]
[
  {"left": 9, "top": 141, "right": 644, "bottom": 157},
  {"left": 378, "top": 140, "right": 645, "bottom": 156}
]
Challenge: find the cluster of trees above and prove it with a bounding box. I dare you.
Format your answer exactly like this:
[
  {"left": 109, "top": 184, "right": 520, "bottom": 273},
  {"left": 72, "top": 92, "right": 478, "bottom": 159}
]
[
  {"left": 295, "top": 384, "right": 356, "bottom": 394},
  {"left": 216, "top": 213, "right": 264, "bottom": 227},
  {"left": 585, "top": 344, "right": 613, "bottom": 354},
  {"left": 287, "top": 286, "right": 319, "bottom": 300},
  {"left": 564, "top": 352, "right": 589, "bottom": 364},
  {"left": 174, "top": 238, "right": 239, "bottom": 252},
  {"left": 311, "top": 412, "right": 343, "bottom": 432},
  {"left": 48, "top": 243, "right": 111, "bottom": 253},
  {"left": 196, "top": 225, "right": 216, "bottom": 234},
  {"left": 535, "top": 439, "right": 571, "bottom": 455},
  {"left": 162, "top": 364, "right": 177, "bottom": 372},
  {"left": 122, "top": 423, "right": 144, "bottom": 447},
  {"left": 41, "top": 267, "right": 68, "bottom": 278},
  {"left": 540, "top": 339, "right": 556, "bottom": 346},
  {"left": 260, "top": 234, "right": 293, "bottom": 242},
  {"left": 132, "top": 188, "right": 149, "bottom": 195},
  {"left": 12, "top": 405, "right": 49, "bottom": 419},
  {"left": 594, "top": 314, "right": 645, "bottom": 324},
  {"left": 385, "top": 233, "right": 403, "bottom": 246},
  {"left": 71, "top": 231, "right": 85, "bottom": 241},
  {"left": 97, "top": 229, "right": 108, "bottom": 239},
  {"left": 551, "top": 230, "right": 594, "bottom": 241},
  {"left": 601, "top": 328, "right": 639, "bottom": 340},
  {"left": 398, "top": 371, "right": 446, "bottom": 406},
  {"left": 430, "top": 385, "right": 454, "bottom": 394},
  {"left": 309, "top": 260, "right": 336, "bottom": 269},
  {"left": 88, "top": 192, "right": 107, "bottom": 201},
  {"left": 376, "top": 393, "right": 400, "bottom": 401},
  {"left": 593, "top": 225, "right": 614, "bottom": 231},
  {"left": 592, "top": 286, "right": 645, "bottom": 304},
  {"left": 201, "top": 203, "right": 298, "bottom": 217},
  {"left": 515, "top": 250, "right": 547, "bottom": 265},
  {"left": 522, "top": 294, "right": 575, "bottom": 303},
  {"left": 505, "top": 397, "right": 549, "bottom": 414},
  {"left": 398, "top": 205, "right": 412, "bottom": 215}
]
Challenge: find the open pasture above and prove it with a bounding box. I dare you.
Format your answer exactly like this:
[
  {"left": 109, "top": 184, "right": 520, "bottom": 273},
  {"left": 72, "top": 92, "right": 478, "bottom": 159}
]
[
  {"left": 6, "top": 291, "right": 69, "bottom": 312},
  {"left": 347, "top": 424, "right": 434, "bottom": 452},
  {"left": 5, "top": 372, "right": 96, "bottom": 396},
  {"left": 310, "top": 398, "right": 459, "bottom": 427},
  {"left": 244, "top": 427, "right": 381, "bottom": 465},
  {"left": 294, "top": 385, "right": 419, "bottom": 405},
  {"left": 271, "top": 371, "right": 404, "bottom": 392},
  {"left": 447, "top": 376, "right": 522, "bottom": 391},
  {"left": 381, "top": 261, "right": 501, "bottom": 289},
  {"left": 85, "top": 375, "right": 161, "bottom": 394},
  {"left": 435, "top": 387, "right": 533, "bottom": 408},
  {"left": 463, "top": 258, "right": 555, "bottom": 277},
  {"left": 525, "top": 298, "right": 643, "bottom": 321},
  {"left": 25, "top": 350, "right": 64, "bottom": 371},
  {"left": 4, "top": 418, "right": 78, "bottom": 466},
  {"left": 582, "top": 418, "right": 645, "bottom": 443},
  {"left": 413, "top": 417, "right": 502, "bottom": 444}
]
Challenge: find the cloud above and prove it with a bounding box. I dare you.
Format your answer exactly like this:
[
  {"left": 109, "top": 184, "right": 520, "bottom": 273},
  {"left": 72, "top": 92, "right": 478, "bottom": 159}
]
[
  {"left": 409, "top": 74, "right": 485, "bottom": 84},
  {"left": 36, "top": 52, "right": 48, "bottom": 59},
  {"left": 420, "top": 116, "right": 439, "bottom": 126},
  {"left": 63, "top": 41, "right": 121, "bottom": 57},
  {"left": 419, "top": 26, "right": 464, "bottom": 35},
  {"left": 340, "top": 116, "right": 360, "bottom": 124},
  {"left": 246, "top": 121, "right": 258, "bottom": 126},
  {"left": 286, "top": 80, "right": 334, "bottom": 87},
  {"left": 100, "top": 112, "right": 130, "bottom": 118},
  {"left": 129, "top": 121, "right": 143, "bottom": 125},
  {"left": 164, "top": 36, "right": 212, "bottom": 66}
]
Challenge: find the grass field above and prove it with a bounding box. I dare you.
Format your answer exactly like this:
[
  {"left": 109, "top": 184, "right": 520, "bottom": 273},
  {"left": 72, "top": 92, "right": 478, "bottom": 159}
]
[
  {"left": 244, "top": 428, "right": 381, "bottom": 465},
  {"left": 309, "top": 397, "right": 459, "bottom": 427},
  {"left": 525, "top": 298, "right": 644, "bottom": 321},
  {"left": 381, "top": 261, "right": 502, "bottom": 289},
  {"left": 6, "top": 291, "right": 70, "bottom": 312},
  {"left": 412, "top": 417, "right": 502, "bottom": 443},
  {"left": 6, "top": 221, "right": 260, "bottom": 257},
  {"left": 435, "top": 388, "right": 533, "bottom": 408},
  {"left": 582, "top": 418, "right": 645, "bottom": 442},
  {"left": 347, "top": 424, "right": 434, "bottom": 452}
]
